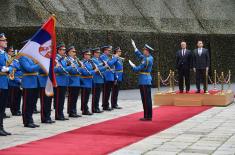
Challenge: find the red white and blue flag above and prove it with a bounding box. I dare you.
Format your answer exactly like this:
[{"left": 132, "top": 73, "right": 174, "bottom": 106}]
[{"left": 18, "top": 15, "right": 57, "bottom": 96}]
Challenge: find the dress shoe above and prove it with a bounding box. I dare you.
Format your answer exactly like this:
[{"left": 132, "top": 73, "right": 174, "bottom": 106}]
[
  {"left": 186, "top": 91, "right": 189, "bottom": 93},
  {"left": 69, "top": 113, "right": 82, "bottom": 118},
  {"left": 33, "top": 110, "right": 40, "bottom": 114},
  {"left": 112, "top": 106, "right": 122, "bottom": 109},
  {"left": 3, "top": 114, "right": 10, "bottom": 119},
  {"left": 179, "top": 90, "right": 183, "bottom": 93},
  {"left": 196, "top": 90, "right": 200, "bottom": 93},
  {"left": 82, "top": 111, "right": 93, "bottom": 115},
  {"left": 42, "top": 120, "right": 55, "bottom": 124},
  {"left": 12, "top": 111, "right": 22, "bottom": 116},
  {"left": 2, "top": 129, "right": 11, "bottom": 135},
  {"left": 139, "top": 118, "right": 152, "bottom": 121},
  {"left": 33, "top": 123, "right": 40, "bottom": 127},
  {"left": 56, "top": 117, "right": 69, "bottom": 121},
  {"left": 93, "top": 109, "right": 104, "bottom": 113},
  {"left": 0, "top": 129, "right": 7, "bottom": 136},
  {"left": 24, "top": 123, "right": 36, "bottom": 128},
  {"left": 103, "top": 107, "right": 112, "bottom": 111}
]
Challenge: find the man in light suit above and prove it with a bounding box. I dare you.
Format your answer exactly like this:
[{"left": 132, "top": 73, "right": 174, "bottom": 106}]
[
  {"left": 176, "top": 41, "right": 191, "bottom": 93},
  {"left": 192, "top": 41, "right": 210, "bottom": 93}
]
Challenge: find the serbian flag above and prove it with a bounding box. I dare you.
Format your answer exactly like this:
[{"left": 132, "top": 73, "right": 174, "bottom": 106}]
[{"left": 18, "top": 15, "right": 57, "bottom": 96}]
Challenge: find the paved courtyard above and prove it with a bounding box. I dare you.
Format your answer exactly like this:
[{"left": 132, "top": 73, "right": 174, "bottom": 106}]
[{"left": 1, "top": 84, "right": 235, "bottom": 155}]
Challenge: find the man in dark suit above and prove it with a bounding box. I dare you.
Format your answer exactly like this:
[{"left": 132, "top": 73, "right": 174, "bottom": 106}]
[
  {"left": 176, "top": 41, "right": 191, "bottom": 93},
  {"left": 193, "top": 41, "right": 210, "bottom": 93}
]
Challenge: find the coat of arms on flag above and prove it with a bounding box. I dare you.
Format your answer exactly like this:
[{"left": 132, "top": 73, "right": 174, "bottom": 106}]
[{"left": 17, "top": 15, "right": 57, "bottom": 96}]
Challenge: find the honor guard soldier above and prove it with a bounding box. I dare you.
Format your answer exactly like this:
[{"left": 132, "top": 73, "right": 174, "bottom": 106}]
[
  {"left": 38, "top": 68, "right": 55, "bottom": 124},
  {"left": 111, "top": 47, "right": 123, "bottom": 109},
  {"left": 19, "top": 54, "right": 40, "bottom": 128},
  {"left": 7, "top": 46, "right": 23, "bottom": 116},
  {"left": 100, "top": 45, "right": 118, "bottom": 111},
  {"left": 66, "top": 46, "right": 82, "bottom": 118},
  {"left": 0, "top": 33, "right": 12, "bottom": 135},
  {"left": 80, "top": 49, "right": 98, "bottom": 115},
  {"left": 91, "top": 47, "right": 106, "bottom": 113},
  {"left": 54, "top": 42, "right": 73, "bottom": 120},
  {"left": 130, "top": 40, "right": 154, "bottom": 121}
]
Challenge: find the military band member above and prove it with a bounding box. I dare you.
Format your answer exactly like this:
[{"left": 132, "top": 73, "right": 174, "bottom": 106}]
[
  {"left": 0, "top": 33, "right": 12, "bottom": 135},
  {"left": 7, "top": 46, "right": 23, "bottom": 116},
  {"left": 38, "top": 68, "right": 55, "bottom": 124},
  {"left": 100, "top": 45, "right": 118, "bottom": 111},
  {"left": 91, "top": 47, "right": 106, "bottom": 113},
  {"left": 80, "top": 49, "right": 98, "bottom": 115},
  {"left": 54, "top": 42, "right": 73, "bottom": 120},
  {"left": 19, "top": 55, "right": 40, "bottom": 128},
  {"left": 111, "top": 47, "right": 123, "bottom": 109},
  {"left": 66, "top": 46, "right": 82, "bottom": 118},
  {"left": 176, "top": 41, "right": 191, "bottom": 93},
  {"left": 193, "top": 41, "right": 210, "bottom": 93},
  {"left": 130, "top": 40, "right": 154, "bottom": 121}
]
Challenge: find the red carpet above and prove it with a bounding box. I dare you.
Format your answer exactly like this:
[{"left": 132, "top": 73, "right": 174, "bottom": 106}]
[{"left": 0, "top": 106, "right": 211, "bottom": 155}]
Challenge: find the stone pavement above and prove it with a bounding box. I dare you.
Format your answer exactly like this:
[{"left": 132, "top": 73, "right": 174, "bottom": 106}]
[{"left": 0, "top": 84, "right": 235, "bottom": 155}]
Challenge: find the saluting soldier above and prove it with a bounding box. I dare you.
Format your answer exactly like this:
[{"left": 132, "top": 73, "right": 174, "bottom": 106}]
[
  {"left": 54, "top": 42, "right": 73, "bottom": 120},
  {"left": 0, "top": 33, "right": 12, "bottom": 135},
  {"left": 100, "top": 45, "right": 118, "bottom": 111},
  {"left": 66, "top": 46, "right": 82, "bottom": 118},
  {"left": 38, "top": 68, "right": 55, "bottom": 124},
  {"left": 19, "top": 54, "right": 40, "bottom": 128},
  {"left": 130, "top": 40, "right": 154, "bottom": 121},
  {"left": 91, "top": 47, "right": 106, "bottom": 113},
  {"left": 7, "top": 46, "right": 23, "bottom": 116},
  {"left": 111, "top": 47, "right": 123, "bottom": 109},
  {"left": 80, "top": 49, "right": 98, "bottom": 115}
]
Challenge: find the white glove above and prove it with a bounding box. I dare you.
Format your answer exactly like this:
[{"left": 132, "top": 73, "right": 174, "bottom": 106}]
[
  {"left": 1, "top": 66, "right": 9, "bottom": 72},
  {"left": 131, "top": 39, "right": 137, "bottom": 51},
  {"left": 193, "top": 68, "right": 196, "bottom": 72},
  {"left": 129, "top": 60, "right": 136, "bottom": 67}
]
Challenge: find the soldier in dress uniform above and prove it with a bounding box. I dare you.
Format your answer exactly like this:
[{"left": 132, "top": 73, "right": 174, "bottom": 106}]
[
  {"left": 80, "top": 49, "right": 98, "bottom": 115},
  {"left": 54, "top": 42, "right": 73, "bottom": 120},
  {"left": 38, "top": 68, "right": 55, "bottom": 124},
  {"left": 0, "top": 33, "right": 12, "bottom": 135},
  {"left": 111, "top": 47, "right": 123, "bottom": 109},
  {"left": 7, "top": 46, "right": 23, "bottom": 116},
  {"left": 100, "top": 45, "right": 119, "bottom": 111},
  {"left": 91, "top": 47, "right": 106, "bottom": 113},
  {"left": 130, "top": 40, "right": 154, "bottom": 121},
  {"left": 66, "top": 45, "right": 82, "bottom": 118},
  {"left": 19, "top": 54, "right": 40, "bottom": 128}
]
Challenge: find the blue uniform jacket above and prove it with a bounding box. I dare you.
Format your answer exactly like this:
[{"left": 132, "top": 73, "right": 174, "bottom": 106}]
[
  {"left": 0, "top": 50, "right": 13, "bottom": 89},
  {"left": 19, "top": 56, "right": 40, "bottom": 88},
  {"left": 38, "top": 68, "right": 48, "bottom": 88},
  {"left": 9, "top": 59, "right": 23, "bottom": 87},
  {"left": 67, "top": 56, "right": 81, "bottom": 87},
  {"left": 54, "top": 54, "right": 73, "bottom": 87},
  {"left": 114, "top": 58, "right": 124, "bottom": 82},
  {"left": 100, "top": 54, "right": 118, "bottom": 82},
  {"left": 80, "top": 59, "right": 96, "bottom": 88},
  {"left": 92, "top": 57, "right": 106, "bottom": 84},
  {"left": 132, "top": 49, "right": 153, "bottom": 85}
]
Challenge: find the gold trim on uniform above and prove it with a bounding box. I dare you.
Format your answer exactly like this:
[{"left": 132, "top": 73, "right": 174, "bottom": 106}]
[
  {"left": 80, "top": 75, "right": 93, "bottom": 78},
  {"left": 23, "top": 72, "right": 38, "bottom": 76},
  {"left": 139, "top": 72, "right": 150, "bottom": 75},
  {"left": 116, "top": 70, "right": 123, "bottom": 72},
  {"left": 0, "top": 72, "right": 7, "bottom": 76},
  {"left": 70, "top": 74, "right": 80, "bottom": 77}
]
